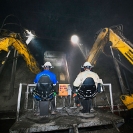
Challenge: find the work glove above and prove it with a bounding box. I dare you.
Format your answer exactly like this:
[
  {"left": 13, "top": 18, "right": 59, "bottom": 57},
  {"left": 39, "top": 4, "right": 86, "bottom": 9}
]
[
  {"left": 72, "top": 86, "right": 79, "bottom": 97},
  {"left": 73, "top": 93, "right": 77, "bottom": 98}
]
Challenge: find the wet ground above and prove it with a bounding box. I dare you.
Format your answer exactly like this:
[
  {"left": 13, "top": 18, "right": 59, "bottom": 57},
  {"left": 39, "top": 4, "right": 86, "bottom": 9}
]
[
  {"left": 0, "top": 109, "right": 133, "bottom": 133},
  {"left": 0, "top": 119, "right": 133, "bottom": 133},
  {"left": 0, "top": 118, "right": 133, "bottom": 133}
]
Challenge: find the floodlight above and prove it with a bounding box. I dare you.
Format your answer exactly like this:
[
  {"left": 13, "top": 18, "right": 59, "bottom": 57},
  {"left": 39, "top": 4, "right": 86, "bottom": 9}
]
[
  {"left": 25, "top": 29, "right": 35, "bottom": 45},
  {"left": 71, "top": 35, "right": 79, "bottom": 44}
]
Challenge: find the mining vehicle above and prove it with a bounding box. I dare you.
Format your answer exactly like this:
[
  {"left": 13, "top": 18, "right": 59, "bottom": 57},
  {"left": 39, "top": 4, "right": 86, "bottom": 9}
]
[
  {"left": 7, "top": 24, "right": 133, "bottom": 132},
  {"left": 0, "top": 13, "right": 132, "bottom": 132}
]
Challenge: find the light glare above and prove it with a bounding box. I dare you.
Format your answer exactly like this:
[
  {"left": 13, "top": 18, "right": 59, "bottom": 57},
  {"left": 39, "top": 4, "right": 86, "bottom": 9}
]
[
  {"left": 71, "top": 35, "right": 79, "bottom": 44},
  {"left": 26, "top": 36, "right": 33, "bottom": 45},
  {"left": 25, "top": 30, "right": 34, "bottom": 45}
]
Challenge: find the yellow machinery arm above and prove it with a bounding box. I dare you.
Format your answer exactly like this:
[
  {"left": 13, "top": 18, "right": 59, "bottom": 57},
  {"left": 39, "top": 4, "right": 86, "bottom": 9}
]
[
  {"left": 87, "top": 27, "right": 133, "bottom": 66},
  {"left": 87, "top": 28, "right": 109, "bottom": 65},
  {"left": 87, "top": 26, "right": 133, "bottom": 110},
  {"left": 0, "top": 33, "right": 40, "bottom": 74},
  {"left": 109, "top": 28, "right": 133, "bottom": 65}
]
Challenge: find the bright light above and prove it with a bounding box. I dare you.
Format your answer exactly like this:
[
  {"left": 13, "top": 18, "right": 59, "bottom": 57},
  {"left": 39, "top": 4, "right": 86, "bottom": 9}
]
[
  {"left": 71, "top": 35, "right": 79, "bottom": 44},
  {"left": 25, "top": 29, "right": 35, "bottom": 45},
  {"left": 70, "top": 34, "right": 87, "bottom": 59},
  {"left": 26, "top": 36, "right": 34, "bottom": 45},
  {"left": 25, "top": 30, "right": 34, "bottom": 37}
]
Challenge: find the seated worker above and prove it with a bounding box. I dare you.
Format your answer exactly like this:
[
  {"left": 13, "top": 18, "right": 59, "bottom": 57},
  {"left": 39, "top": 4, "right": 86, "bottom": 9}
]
[
  {"left": 72, "top": 66, "right": 85, "bottom": 107},
  {"left": 34, "top": 61, "right": 58, "bottom": 115},
  {"left": 73, "top": 61, "right": 103, "bottom": 113}
]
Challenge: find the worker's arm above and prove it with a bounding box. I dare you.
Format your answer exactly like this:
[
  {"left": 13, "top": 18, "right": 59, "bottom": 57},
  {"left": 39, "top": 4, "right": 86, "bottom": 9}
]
[
  {"left": 73, "top": 73, "right": 82, "bottom": 87},
  {"left": 97, "top": 78, "right": 104, "bottom": 93},
  {"left": 72, "top": 86, "right": 79, "bottom": 97}
]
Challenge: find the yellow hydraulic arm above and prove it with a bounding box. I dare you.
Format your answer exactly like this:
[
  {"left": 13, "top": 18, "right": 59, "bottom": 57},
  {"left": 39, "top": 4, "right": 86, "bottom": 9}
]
[
  {"left": 87, "top": 27, "right": 133, "bottom": 66},
  {"left": 87, "top": 26, "right": 133, "bottom": 110},
  {"left": 0, "top": 33, "right": 40, "bottom": 74}
]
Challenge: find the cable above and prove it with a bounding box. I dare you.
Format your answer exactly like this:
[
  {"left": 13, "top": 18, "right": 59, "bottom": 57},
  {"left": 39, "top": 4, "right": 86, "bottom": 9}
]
[
  {"left": 0, "top": 14, "right": 28, "bottom": 41},
  {"left": 102, "top": 48, "right": 112, "bottom": 58},
  {"left": 1, "top": 28, "right": 12, "bottom": 33},
  {"left": 2, "top": 23, "right": 23, "bottom": 29},
  {"left": 114, "top": 55, "right": 133, "bottom": 74},
  {"left": 0, "top": 14, "right": 22, "bottom": 31}
]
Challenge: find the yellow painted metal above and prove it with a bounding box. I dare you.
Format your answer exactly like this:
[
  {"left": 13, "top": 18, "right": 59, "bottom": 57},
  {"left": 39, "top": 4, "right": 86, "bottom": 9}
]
[
  {"left": 120, "top": 94, "right": 133, "bottom": 110},
  {"left": 87, "top": 27, "right": 133, "bottom": 66},
  {"left": 0, "top": 33, "right": 40, "bottom": 74},
  {"left": 86, "top": 26, "right": 133, "bottom": 109},
  {"left": 87, "top": 28, "right": 109, "bottom": 65},
  {"left": 109, "top": 29, "right": 133, "bottom": 65}
]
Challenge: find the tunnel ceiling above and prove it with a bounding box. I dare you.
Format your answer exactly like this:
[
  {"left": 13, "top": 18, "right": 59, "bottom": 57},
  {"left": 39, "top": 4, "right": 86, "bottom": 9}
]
[
  {"left": 1, "top": 0, "right": 133, "bottom": 47},
  {"left": 0, "top": 0, "right": 133, "bottom": 81}
]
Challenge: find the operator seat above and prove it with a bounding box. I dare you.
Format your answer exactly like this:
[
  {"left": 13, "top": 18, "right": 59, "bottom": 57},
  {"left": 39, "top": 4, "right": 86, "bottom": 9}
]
[
  {"left": 33, "top": 75, "right": 55, "bottom": 116},
  {"left": 78, "top": 77, "right": 97, "bottom": 100},
  {"left": 35, "top": 75, "right": 54, "bottom": 101}
]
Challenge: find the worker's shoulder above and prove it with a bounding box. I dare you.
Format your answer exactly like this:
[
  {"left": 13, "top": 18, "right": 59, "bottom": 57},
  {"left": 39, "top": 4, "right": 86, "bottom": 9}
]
[
  {"left": 40, "top": 70, "right": 56, "bottom": 77},
  {"left": 86, "top": 70, "right": 98, "bottom": 75}
]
